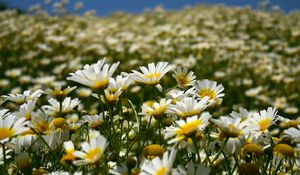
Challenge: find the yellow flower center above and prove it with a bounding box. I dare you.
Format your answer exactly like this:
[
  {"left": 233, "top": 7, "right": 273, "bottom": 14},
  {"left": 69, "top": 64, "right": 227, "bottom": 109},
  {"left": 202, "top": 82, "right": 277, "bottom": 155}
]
[
  {"left": 61, "top": 152, "right": 76, "bottom": 161},
  {"left": 52, "top": 118, "right": 67, "bottom": 129},
  {"left": 142, "top": 144, "right": 164, "bottom": 159},
  {"left": 178, "top": 110, "right": 202, "bottom": 119},
  {"left": 36, "top": 122, "right": 50, "bottom": 133},
  {"left": 176, "top": 74, "right": 189, "bottom": 86},
  {"left": 155, "top": 166, "right": 167, "bottom": 175},
  {"left": 154, "top": 106, "right": 167, "bottom": 115},
  {"left": 176, "top": 120, "right": 202, "bottom": 136},
  {"left": 243, "top": 143, "right": 264, "bottom": 155},
  {"left": 0, "top": 128, "right": 15, "bottom": 140},
  {"left": 199, "top": 89, "right": 216, "bottom": 99},
  {"left": 220, "top": 124, "right": 242, "bottom": 138},
  {"left": 85, "top": 148, "right": 102, "bottom": 163},
  {"left": 258, "top": 118, "right": 272, "bottom": 131},
  {"left": 20, "top": 129, "right": 35, "bottom": 136},
  {"left": 273, "top": 144, "right": 294, "bottom": 157},
  {"left": 93, "top": 79, "right": 109, "bottom": 90},
  {"left": 145, "top": 73, "right": 161, "bottom": 79},
  {"left": 25, "top": 113, "right": 32, "bottom": 120}
]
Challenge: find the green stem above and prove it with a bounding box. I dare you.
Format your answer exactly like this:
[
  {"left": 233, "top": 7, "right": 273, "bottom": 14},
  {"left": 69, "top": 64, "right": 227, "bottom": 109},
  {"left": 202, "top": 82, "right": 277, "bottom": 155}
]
[
  {"left": 212, "top": 137, "right": 229, "bottom": 164},
  {"left": 1, "top": 144, "right": 6, "bottom": 175},
  {"left": 192, "top": 138, "right": 201, "bottom": 163},
  {"left": 222, "top": 151, "right": 232, "bottom": 175}
]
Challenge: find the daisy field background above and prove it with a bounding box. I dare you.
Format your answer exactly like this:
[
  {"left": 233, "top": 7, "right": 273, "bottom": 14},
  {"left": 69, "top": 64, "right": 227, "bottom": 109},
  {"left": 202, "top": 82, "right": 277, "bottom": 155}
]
[{"left": 0, "top": 0, "right": 300, "bottom": 174}]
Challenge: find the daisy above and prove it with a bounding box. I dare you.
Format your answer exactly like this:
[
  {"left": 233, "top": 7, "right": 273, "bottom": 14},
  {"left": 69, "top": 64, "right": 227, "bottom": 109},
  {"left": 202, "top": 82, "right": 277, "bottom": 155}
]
[
  {"left": 0, "top": 111, "right": 28, "bottom": 143},
  {"left": 164, "top": 113, "right": 211, "bottom": 145},
  {"left": 249, "top": 107, "right": 278, "bottom": 132},
  {"left": 193, "top": 79, "right": 224, "bottom": 101},
  {"left": 172, "top": 66, "right": 196, "bottom": 88},
  {"left": 284, "top": 125, "right": 300, "bottom": 142},
  {"left": 168, "top": 97, "right": 209, "bottom": 119},
  {"left": 30, "top": 111, "right": 52, "bottom": 134},
  {"left": 43, "top": 97, "right": 80, "bottom": 116},
  {"left": 230, "top": 107, "right": 251, "bottom": 121},
  {"left": 83, "top": 129, "right": 102, "bottom": 140},
  {"left": 172, "top": 162, "right": 210, "bottom": 175},
  {"left": 82, "top": 113, "right": 106, "bottom": 128},
  {"left": 131, "top": 62, "right": 172, "bottom": 85},
  {"left": 61, "top": 141, "right": 76, "bottom": 165},
  {"left": 140, "top": 98, "right": 172, "bottom": 119},
  {"left": 15, "top": 99, "right": 38, "bottom": 120},
  {"left": 210, "top": 116, "right": 253, "bottom": 138},
  {"left": 76, "top": 88, "right": 92, "bottom": 98},
  {"left": 142, "top": 144, "right": 165, "bottom": 160},
  {"left": 15, "top": 130, "right": 37, "bottom": 153},
  {"left": 140, "top": 149, "right": 177, "bottom": 175},
  {"left": 2, "top": 89, "right": 43, "bottom": 104},
  {"left": 73, "top": 135, "right": 108, "bottom": 165},
  {"left": 50, "top": 118, "right": 68, "bottom": 130},
  {"left": 109, "top": 163, "right": 139, "bottom": 175},
  {"left": 46, "top": 85, "right": 77, "bottom": 98},
  {"left": 104, "top": 89, "right": 123, "bottom": 103},
  {"left": 166, "top": 88, "right": 195, "bottom": 104},
  {"left": 107, "top": 74, "right": 133, "bottom": 92},
  {"left": 67, "top": 58, "right": 119, "bottom": 90}
]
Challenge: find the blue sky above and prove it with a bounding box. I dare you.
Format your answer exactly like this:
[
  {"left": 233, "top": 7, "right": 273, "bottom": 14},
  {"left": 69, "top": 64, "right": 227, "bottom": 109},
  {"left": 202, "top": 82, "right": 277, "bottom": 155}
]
[{"left": 1, "top": 0, "right": 300, "bottom": 16}]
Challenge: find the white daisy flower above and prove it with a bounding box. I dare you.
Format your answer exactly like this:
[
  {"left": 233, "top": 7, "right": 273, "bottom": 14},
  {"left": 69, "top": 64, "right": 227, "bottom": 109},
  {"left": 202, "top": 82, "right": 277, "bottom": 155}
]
[
  {"left": 76, "top": 88, "right": 92, "bottom": 98},
  {"left": 0, "top": 111, "right": 28, "bottom": 143},
  {"left": 249, "top": 107, "right": 278, "bottom": 132},
  {"left": 284, "top": 125, "right": 300, "bottom": 142},
  {"left": 73, "top": 135, "right": 108, "bottom": 165},
  {"left": 82, "top": 112, "right": 106, "bottom": 128},
  {"left": 61, "top": 141, "right": 76, "bottom": 164},
  {"left": 67, "top": 58, "right": 119, "bottom": 90},
  {"left": 164, "top": 113, "right": 211, "bottom": 144},
  {"left": 0, "top": 109, "right": 10, "bottom": 119},
  {"left": 131, "top": 62, "right": 172, "bottom": 85},
  {"left": 104, "top": 89, "right": 123, "bottom": 103},
  {"left": 211, "top": 116, "right": 254, "bottom": 138},
  {"left": 172, "top": 66, "right": 196, "bottom": 88},
  {"left": 30, "top": 111, "right": 52, "bottom": 134},
  {"left": 109, "top": 162, "right": 139, "bottom": 175},
  {"left": 230, "top": 107, "right": 251, "bottom": 121},
  {"left": 46, "top": 85, "right": 77, "bottom": 98},
  {"left": 140, "top": 149, "right": 177, "bottom": 175},
  {"left": 15, "top": 130, "right": 37, "bottom": 153},
  {"left": 168, "top": 96, "right": 209, "bottom": 119},
  {"left": 193, "top": 79, "right": 224, "bottom": 101},
  {"left": 15, "top": 99, "right": 38, "bottom": 120},
  {"left": 83, "top": 129, "right": 102, "bottom": 140},
  {"left": 107, "top": 74, "right": 133, "bottom": 92},
  {"left": 43, "top": 97, "right": 80, "bottom": 116},
  {"left": 2, "top": 89, "right": 43, "bottom": 104},
  {"left": 166, "top": 88, "right": 195, "bottom": 104},
  {"left": 140, "top": 98, "right": 172, "bottom": 118},
  {"left": 172, "top": 162, "right": 210, "bottom": 175}
]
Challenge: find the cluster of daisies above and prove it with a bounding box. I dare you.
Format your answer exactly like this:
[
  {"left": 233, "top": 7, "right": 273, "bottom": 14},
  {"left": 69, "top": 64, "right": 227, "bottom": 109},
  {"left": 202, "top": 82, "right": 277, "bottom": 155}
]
[
  {"left": 0, "top": 58, "right": 299, "bottom": 175},
  {"left": 2, "top": 3, "right": 300, "bottom": 118}
]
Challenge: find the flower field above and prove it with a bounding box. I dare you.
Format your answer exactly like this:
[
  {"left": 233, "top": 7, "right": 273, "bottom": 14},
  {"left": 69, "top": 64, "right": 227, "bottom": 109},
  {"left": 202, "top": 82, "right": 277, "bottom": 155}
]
[{"left": 0, "top": 3, "right": 300, "bottom": 175}]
